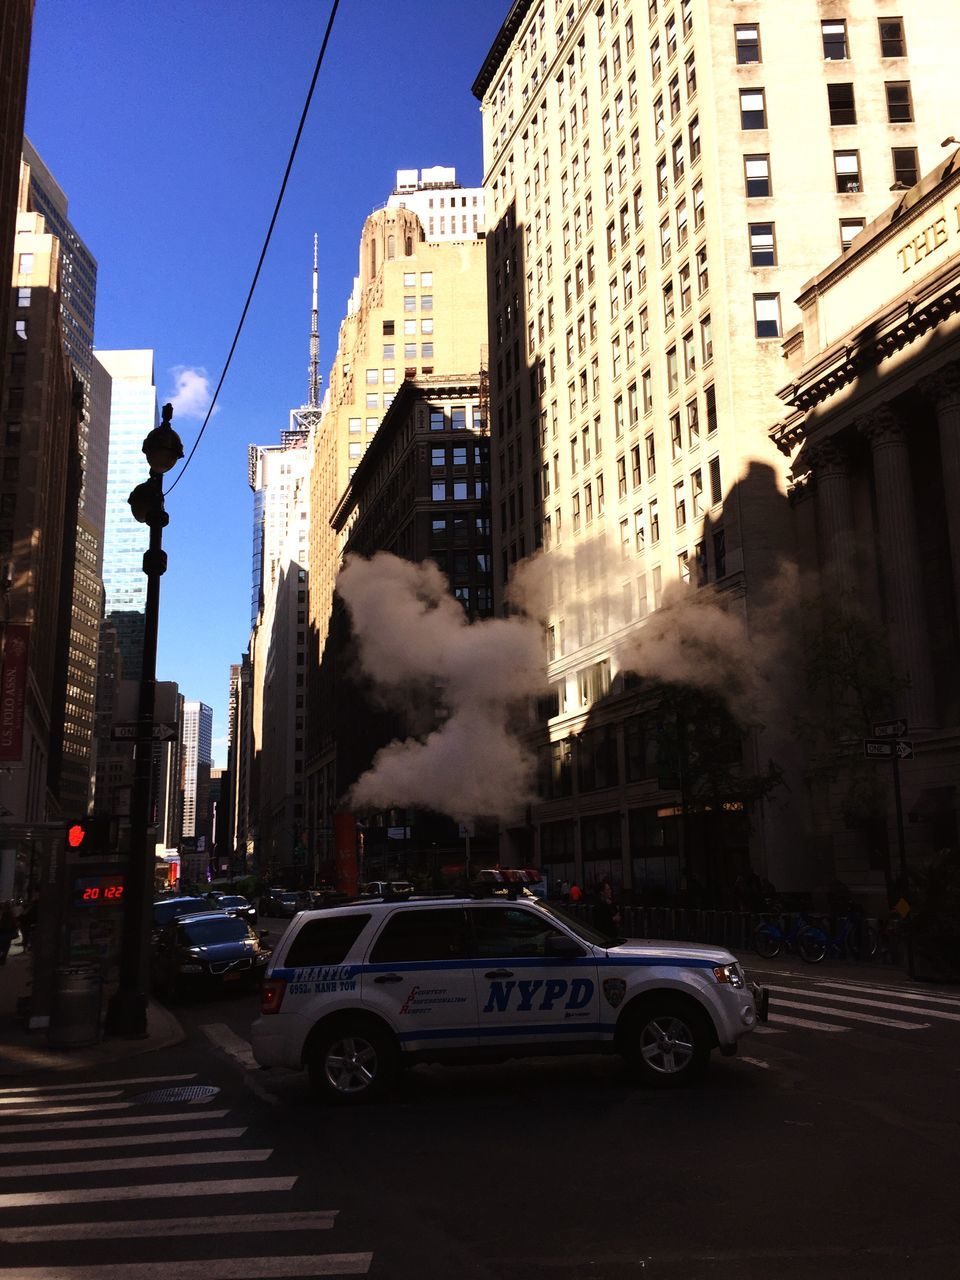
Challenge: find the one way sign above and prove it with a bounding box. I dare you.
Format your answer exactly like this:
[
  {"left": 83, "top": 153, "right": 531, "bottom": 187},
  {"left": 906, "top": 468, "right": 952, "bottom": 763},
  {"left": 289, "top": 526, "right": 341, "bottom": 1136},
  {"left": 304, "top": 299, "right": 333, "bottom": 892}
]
[
  {"left": 895, "top": 739, "right": 913, "bottom": 760},
  {"left": 874, "top": 718, "right": 908, "bottom": 737}
]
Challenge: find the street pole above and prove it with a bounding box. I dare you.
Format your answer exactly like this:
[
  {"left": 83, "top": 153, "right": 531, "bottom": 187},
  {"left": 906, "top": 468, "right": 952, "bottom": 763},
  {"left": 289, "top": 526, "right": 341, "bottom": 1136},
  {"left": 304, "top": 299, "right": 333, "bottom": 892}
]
[
  {"left": 105, "top": 406, "right": 183, "bottom": 1038},
  {"left": 892, "top": 751, "right": 907, "bottom": 881}
]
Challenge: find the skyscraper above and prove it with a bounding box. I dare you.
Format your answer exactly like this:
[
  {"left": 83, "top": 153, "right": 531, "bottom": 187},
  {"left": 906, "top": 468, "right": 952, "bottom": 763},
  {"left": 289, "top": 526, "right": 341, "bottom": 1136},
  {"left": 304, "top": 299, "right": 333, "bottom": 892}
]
[
  {"left": 472, "top": 1, "right": 960, "bottom": 895},
  {"left": 181, "top": 700, "right": 213, "bottom": 843},
  {"left": 95, "top": 349, "right": 158, "bottom": 677},
  {"left": 22, "top": 138, "right": 108, "bottom": 814}
]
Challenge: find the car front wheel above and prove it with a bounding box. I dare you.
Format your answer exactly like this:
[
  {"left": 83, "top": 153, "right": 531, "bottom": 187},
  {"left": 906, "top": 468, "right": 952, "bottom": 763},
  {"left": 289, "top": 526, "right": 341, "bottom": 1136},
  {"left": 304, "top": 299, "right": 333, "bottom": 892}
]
[
  {"left": 621, "top": 1002, "right": 711, "bottom": 1087},
  {"left": 307, "top": 1019, "right": 398, "bottom": 1105}
]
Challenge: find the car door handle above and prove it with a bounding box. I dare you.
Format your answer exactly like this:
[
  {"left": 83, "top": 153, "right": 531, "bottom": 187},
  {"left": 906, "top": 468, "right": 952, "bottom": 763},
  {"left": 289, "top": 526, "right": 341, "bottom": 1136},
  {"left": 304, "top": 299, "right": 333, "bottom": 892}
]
[
  {"left": 484, "top": 969, "right": 514, "bottom": 979},
  {"left": 373, "top": 973, "right": 404, "bottom": 984}
]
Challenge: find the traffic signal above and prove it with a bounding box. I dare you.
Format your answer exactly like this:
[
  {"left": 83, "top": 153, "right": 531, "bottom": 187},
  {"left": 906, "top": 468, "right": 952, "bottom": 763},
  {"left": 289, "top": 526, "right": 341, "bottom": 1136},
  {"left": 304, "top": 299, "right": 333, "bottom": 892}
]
[{"left": 65, "top": 816, "right": 112, "bottom": 857}]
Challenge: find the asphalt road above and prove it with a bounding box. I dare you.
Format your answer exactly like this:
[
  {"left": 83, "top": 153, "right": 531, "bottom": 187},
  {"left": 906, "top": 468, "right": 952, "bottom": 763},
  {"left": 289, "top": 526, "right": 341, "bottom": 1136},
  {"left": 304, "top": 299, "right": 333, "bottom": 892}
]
[{"left": 1, "top": 948, "right": 958, "bottom": 1279}]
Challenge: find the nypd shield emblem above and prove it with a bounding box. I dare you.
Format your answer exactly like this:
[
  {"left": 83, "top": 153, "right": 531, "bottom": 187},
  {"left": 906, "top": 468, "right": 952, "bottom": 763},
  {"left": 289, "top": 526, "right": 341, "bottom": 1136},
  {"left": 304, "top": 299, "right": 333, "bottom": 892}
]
[{"left": 602, "top": 978, "right": 626, "bottom": 1008}]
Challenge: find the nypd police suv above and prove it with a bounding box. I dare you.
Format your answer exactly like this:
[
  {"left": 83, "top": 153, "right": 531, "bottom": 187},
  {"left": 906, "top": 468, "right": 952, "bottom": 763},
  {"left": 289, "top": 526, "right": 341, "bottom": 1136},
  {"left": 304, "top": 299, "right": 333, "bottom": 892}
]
[{"left": 251, "top": 891, "right": 768, "bottom": 1103}]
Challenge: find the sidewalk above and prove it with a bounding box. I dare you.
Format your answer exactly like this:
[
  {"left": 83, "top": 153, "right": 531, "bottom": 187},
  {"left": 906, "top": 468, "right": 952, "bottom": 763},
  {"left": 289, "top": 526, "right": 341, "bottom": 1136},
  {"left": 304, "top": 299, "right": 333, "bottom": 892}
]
[
  {"left": 736, "top": 948, "right": 959, "bottom": 992},
  {"left": 0, "top": 940, "right": 184, "bottom": 1078}
]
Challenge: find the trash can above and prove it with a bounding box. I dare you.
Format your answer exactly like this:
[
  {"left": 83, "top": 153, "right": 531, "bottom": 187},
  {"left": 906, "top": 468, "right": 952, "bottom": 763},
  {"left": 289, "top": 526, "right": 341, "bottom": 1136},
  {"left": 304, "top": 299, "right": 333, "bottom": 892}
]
[{"left": 48, "top": 964, "right": 103, "bottom": 1048}]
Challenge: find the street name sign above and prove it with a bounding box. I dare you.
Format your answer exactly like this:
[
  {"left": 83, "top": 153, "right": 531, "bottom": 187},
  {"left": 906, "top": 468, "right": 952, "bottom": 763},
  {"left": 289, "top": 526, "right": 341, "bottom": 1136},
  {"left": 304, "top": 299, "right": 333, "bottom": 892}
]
[
  {"left": 873, "top": 719, "right": 908, "bottom": 737},
  {"left": 110, "top": 722, "right": 177, "bottom": 742},
  {"left": 863, "top": 739, "right": 894, "bottom": 759},
  {"left": 895, "top": 740, "right": 914, "bottom": 760}
]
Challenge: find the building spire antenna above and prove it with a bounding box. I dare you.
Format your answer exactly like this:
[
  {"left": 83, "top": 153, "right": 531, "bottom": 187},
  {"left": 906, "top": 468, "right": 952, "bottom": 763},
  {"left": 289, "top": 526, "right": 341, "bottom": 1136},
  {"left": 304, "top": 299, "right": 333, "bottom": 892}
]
[{"left": 308, "top": 232, "right": 321, "bottom": 408}]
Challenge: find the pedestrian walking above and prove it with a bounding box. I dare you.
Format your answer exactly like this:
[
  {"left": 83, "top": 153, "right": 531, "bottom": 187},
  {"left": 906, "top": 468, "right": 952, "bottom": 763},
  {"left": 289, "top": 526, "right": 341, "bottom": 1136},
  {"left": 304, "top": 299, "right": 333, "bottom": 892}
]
[
  {"left": 568, "top": 883, "right": 582, "bottom": 905},
  {"left": 0, "top": 901, "right": 18, "bottom": 964}
]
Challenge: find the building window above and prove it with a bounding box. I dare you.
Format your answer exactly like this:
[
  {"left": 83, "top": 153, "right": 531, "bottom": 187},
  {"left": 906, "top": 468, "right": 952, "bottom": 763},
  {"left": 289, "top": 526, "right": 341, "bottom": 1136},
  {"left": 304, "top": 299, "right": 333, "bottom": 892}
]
[
  {"left": 682, "top": 331, "right": 695, "bottom": 379},
  {"left": 739, "top": 89, "right": 766, "bottom": 130},
  {"left": 692, "top": 180, "right": 704, "bottom": 227},
  {"left": 14, "top": 319, "right": 27, "bottom": 340},
  {"left": 879, "top": 18, "right": 906, "bottom": 57},
  {"left": 822, "top": 20, "right": 848, "bottom": 60},
  {"left": 696, "top": 245, "right": 709, "bottom": 294},
  {"left": 753, "top": 294, "right": 781, "bottom": 338},
  {"left": 686, "top": 398, "right": 700, "bottom": 447},
  {"left": 834, "top": 150, "right": 861, "bottom": 192},
  {"left": 16, "top": 287, "right": 30, "bottom": 308},
  {"left": 691, "top": 468, "right": 703, "bottom": 518},
  {"left": 892, "top": 148, "right": 919, "bottom": 188},
  {"left": 840, "top": 218, "right": 865, "bottom": 250},
  {"left": 749, "top": 222, "right": 776, "bottom": 265},
  {"left": 660, "top": 217, "right": 671, "bottom": 264},
  {"left": 617, "top": 455, "right": 627, "bottom": 499},
  {"left": 701, "top": 314, "right": 713, "bottom": 364},
  {"left": 430, "top": 408, "right": 445, "bottom": 430},
  {"left": 366, "top": 368, "right": 379, "bottom": 385},
  {"left": 674, "top": 481, "right": 686, "bottom": 528},
  {"left": 16, "top": 253, "right": 33, "bottom": 275},
  {"left": 679, "top": 262, "right": 691, "bottom": 311},
  {"left": 348, "top": 417, "right": 362, "bottom": 434},
  {"left": 705, "top": 384, "right": 717, "bottom": 435},
  {"left": 689, "top": 115, "right": 700, "bottom": 162},
  {"left": 663, "top": 281, "right": 675, "bottom": 328},
  {"left": 650, "top": 498, "right": 659, "bottom": 543},
  {"left": 671, "top": 411, "right": 682, "bottom": 458},
  {"left": 348, "top": 442, "right": 362, "bottom": 460},
  {"left": 744, "top": 154, "right": 771, "bottom": 197},
  {"left": 827, "top": 83, "right": 856, "bottom": 125},
  {"left": 666, "top": 345, "right": 678, "bottom": 392},
  {"left": 709, "top": 456, "right": 722, "bottom": 505},
  {"left": 735, "top": 24, "right": 760, "bottom": 63},
  {"left": 885, "top": 81, "right": 913, "bottom": 123},
  {"left": 713, "top": 528, "right": 726, "bottom": 577},
  {"left": 421, "top": 318, "right": 434, "bottom": 334},
  {"left": 645, "top": 431, "right": 656, "bottom": 478}
]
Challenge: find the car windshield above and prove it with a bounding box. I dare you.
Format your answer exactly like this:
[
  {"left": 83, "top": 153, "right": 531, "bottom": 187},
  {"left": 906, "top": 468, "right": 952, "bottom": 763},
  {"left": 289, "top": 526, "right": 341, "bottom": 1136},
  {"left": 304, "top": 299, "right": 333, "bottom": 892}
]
[
  {"left": 534, "top": 899, "right": 624, "bottom": 948},
  {"left": 153, "top": 899, "right": 210, "bottom": 926},
  {"left": 180, "top": 917, "right": 254, "bottom": 946}
]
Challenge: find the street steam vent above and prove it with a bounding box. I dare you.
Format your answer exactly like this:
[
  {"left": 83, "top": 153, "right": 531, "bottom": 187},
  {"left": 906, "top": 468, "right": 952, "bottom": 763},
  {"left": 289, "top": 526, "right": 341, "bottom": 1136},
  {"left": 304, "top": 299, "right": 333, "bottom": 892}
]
[
  {"left": 336, "top": 552, "right": 548, "bottom": 823},
  {"left": 338, "top": 544, "right": 796, "bottom": 824}
]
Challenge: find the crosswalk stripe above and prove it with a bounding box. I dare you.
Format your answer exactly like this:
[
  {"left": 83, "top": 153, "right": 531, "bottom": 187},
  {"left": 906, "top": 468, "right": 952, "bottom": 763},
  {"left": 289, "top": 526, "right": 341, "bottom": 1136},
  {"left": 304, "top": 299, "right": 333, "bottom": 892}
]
[
  {"left": 0, "top": 1175, "right": 297, "bottom": 1209},
  {"left": 772, "top": 997, "right": 927, "bottom": 1030},
  {"left": 0, "top": 1127, "right": 246, "bottom": 1155},
  {"left": 0, "top": 1210, "right": 338, "bottom": 1243},
  {"left": 0, "top": 1100, "right": 136, "bottom": 1118},
  {"left": 753, "top": 1025, "right": 784, "bottom": 1035},
  {"left": 817, "top": 980, "right": 960, "bottom": 1009},
  {"left": 0, "top": 1074, "right": 196, "bottom": 1097},
  {"left": 767, "top": 984, "right": 960, "bottom": 1023},
  {"left": 767, "top": 1012, "right": 848, "bottom": 1032},
  {"left": 0, "top": 1256, "right": 372, "bottom": 1278},
  {"left": 0, "top": 1109, "right": 231, "bottom": 1136},
  {"left": 0, "top": 1090, "right": 122, "bottom": 1107},
  {"left": 201, "top": 1022, "right": 259, "bottom": 1069},
  {"left": 7, "top": 1148, "right": 272, "bottom": 1178}
]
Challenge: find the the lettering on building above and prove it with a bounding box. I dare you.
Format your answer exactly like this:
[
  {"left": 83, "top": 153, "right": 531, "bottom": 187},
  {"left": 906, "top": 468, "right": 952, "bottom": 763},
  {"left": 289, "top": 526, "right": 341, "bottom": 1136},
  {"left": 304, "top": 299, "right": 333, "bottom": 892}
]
[{"left": 896, "top": 204, "right": 960, "bottom": 273}]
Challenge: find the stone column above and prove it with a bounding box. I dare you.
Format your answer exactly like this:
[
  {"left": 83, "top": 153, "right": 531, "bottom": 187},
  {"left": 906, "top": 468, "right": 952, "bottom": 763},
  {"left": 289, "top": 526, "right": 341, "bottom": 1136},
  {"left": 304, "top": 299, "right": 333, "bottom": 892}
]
[
  {"left": 858, "top": 407, "right": 935, "bottom": 728},
  {"left": 809, "top": 438, "right": 858, "bottom": 603},
  {"left": 919, "top": 363, "right": 960, "bottom": 635}
]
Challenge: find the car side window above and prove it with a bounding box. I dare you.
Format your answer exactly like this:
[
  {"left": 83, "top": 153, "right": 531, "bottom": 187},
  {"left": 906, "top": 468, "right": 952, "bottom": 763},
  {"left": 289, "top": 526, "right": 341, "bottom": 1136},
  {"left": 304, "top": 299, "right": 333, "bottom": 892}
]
[
  {"left": 469, "top": 907, "right": 581, "bottom": 958},
  {"left": 368, "top": 908, "right": 469, "bottom": 963},
  {"left": 285, "top": 914, "right": 372, "bottom": 966}
]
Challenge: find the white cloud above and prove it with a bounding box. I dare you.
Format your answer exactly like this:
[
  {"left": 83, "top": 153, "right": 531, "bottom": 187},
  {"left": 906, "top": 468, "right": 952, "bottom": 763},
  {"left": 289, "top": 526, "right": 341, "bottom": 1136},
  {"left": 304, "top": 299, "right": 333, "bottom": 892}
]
[{"left": 167, "top": 365, "right": 218, "bottom": 420}]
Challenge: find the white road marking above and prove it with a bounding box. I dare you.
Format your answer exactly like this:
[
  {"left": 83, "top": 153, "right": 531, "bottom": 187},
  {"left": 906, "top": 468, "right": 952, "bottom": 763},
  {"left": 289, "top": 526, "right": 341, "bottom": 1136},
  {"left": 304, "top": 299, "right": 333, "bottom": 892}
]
[
  {"left": 0, "top": 1175, "right": 296, "bottom": 1209},
  {"left": 740, "top": 1056, "right": 772, "bottom": 1069},
  {"left": 0, "top": 1127, "right": 246, "bottom": 1154},
  {"left": 816, "top": 980, "right": 960, "bottom": 1009},
  {"left": 753, "top": 1026, "right": 784, "bottom": 1035},
  {"left": 0, "top": 1109, "right": 231, "bottom": 1135},
  {"left": 771, "top": 997, "right": 927, "bottom": 1030},
  {"left": 0, "top": 1090, "right": 122, "bottom": 1107},
  {"left": 8, "top": 1148, "right": 272, "bottom": 1178},
  {"left": 201, "top": 1022, "right": 259, "bottom": 1069},
  {"left": 0, "top": 1074, "right": 196, "bottom": 1097},
  {"left": 767, "top": 984, "right": 960, "bottom": 1023},
  {"left": 0, "top": 1258, "right": 372, "bottom": 1279},
  {"left": 767, "top": 1013, "right": 848, "bottom": 1032},
  {"left": 0, "top": 1100, "right": 135, "bottom": 1118},
  {"left": 0, "top": 1210, "right": 337, "bottom": 1243}
]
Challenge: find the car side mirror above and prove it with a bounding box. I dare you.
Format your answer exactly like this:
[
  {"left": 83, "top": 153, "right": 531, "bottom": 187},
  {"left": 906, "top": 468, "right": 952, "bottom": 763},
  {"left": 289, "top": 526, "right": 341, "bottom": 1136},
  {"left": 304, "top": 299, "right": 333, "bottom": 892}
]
[{"left": 545, "top": 932, "right": 583, "bottom": 958}]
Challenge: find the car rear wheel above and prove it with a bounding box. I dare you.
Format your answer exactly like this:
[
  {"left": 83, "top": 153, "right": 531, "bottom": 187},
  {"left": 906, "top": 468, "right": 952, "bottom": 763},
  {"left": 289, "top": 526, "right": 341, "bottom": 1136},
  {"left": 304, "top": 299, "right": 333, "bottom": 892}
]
[
  {"left": 622, "top": 1002, "right": 711, "bottom": 1087},
  {"left": 307, "top": 1019, "right": 398, "bottom": 1105}
]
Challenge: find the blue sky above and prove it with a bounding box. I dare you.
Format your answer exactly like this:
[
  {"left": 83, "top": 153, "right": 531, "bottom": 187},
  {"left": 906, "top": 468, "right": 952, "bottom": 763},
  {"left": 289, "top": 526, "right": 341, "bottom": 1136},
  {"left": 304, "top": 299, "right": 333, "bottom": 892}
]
[{"left": 25, "top": 0, "right": 506, "bottom": 765}]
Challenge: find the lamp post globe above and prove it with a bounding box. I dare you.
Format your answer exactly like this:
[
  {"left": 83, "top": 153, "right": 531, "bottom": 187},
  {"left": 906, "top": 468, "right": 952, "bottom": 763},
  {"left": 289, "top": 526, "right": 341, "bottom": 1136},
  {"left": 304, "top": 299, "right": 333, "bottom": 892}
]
[{"left": 142, "top": 403, "right": 184, "bottom": 475}]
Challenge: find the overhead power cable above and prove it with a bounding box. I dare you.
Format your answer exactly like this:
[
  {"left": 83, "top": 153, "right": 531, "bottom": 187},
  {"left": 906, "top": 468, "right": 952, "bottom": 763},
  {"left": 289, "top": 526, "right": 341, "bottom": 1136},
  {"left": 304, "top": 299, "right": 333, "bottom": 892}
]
[{"left": 165, "top": 0, "right": 341, "bottom": 496}]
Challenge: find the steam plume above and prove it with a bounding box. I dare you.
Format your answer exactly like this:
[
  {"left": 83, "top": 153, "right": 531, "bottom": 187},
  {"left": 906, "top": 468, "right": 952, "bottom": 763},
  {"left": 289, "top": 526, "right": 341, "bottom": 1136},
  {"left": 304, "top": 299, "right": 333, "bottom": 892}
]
[{"left": 337, "top": 553, "right": 548, "bottom": 823}]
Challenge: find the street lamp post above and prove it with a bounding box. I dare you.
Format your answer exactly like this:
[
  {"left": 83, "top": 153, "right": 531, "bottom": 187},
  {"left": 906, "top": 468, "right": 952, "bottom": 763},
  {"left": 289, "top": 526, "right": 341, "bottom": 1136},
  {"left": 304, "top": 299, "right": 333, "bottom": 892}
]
[{"left": 106, "top": 404, "right": 183, "bottom": 1038}]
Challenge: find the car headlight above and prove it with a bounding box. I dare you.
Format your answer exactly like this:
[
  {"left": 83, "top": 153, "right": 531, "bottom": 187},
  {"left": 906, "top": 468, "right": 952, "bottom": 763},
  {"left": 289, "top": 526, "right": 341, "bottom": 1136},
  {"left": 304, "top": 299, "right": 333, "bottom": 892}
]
[{"left": 713, "top": 962, "right": 745, "bottom": 988}]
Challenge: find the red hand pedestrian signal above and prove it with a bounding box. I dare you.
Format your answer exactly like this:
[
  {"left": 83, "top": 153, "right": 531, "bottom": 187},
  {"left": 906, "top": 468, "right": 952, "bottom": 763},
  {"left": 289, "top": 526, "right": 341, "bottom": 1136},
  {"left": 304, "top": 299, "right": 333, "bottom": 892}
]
[
  {"left": 68, "top": 823, "right": 86, "bottom": 848},
  {"left": 65, "top": 817, "right": 111, "bottom": 855}
]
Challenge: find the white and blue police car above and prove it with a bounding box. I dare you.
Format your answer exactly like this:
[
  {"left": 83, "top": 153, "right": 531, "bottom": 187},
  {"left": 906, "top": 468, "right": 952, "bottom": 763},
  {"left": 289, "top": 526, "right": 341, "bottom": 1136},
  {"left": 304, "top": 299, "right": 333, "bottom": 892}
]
[{"left": 251, "top": 891, "right": 768, "bottom": 1103}]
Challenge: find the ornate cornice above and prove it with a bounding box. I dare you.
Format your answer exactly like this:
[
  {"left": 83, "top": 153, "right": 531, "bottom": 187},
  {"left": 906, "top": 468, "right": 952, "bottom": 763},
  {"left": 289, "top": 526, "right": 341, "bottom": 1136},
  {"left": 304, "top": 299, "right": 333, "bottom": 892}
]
[
  {"left": 857, "top": 405, "right": 905, "bottom": 449},
  {"left": 918, "top": 360, "right": 960, "bottom": 410}
]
